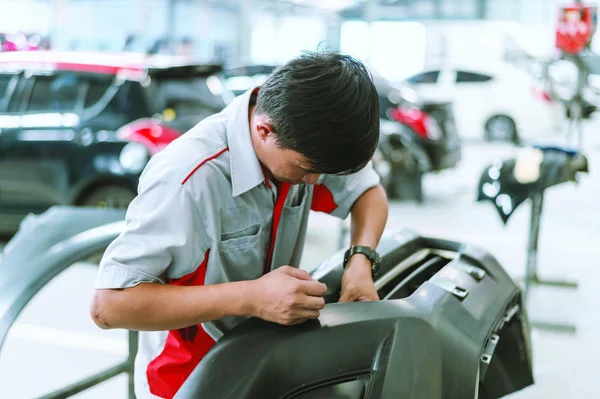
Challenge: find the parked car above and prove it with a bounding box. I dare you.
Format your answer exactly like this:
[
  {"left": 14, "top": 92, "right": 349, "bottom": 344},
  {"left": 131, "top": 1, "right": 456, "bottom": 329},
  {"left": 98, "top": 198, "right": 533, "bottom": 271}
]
[
  {"left": 0, "top": 51, "right": 232, "bottom": 233},
  {"left": 374, "top": 74, "right": 461, "bottom": 173},
  {"left": 405, "top": 63, "right": 566, "bottom": 143}
]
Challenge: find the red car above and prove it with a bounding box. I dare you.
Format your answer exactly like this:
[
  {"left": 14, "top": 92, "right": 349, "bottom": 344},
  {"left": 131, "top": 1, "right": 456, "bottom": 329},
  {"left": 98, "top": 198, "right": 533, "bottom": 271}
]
[{"left": 0, "top": 51, "right": 233, "bottom": 232}]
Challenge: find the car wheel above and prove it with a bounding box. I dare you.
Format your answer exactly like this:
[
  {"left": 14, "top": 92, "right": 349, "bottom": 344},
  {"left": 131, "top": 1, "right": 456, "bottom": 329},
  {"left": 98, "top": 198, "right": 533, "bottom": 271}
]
[
  {"left": 485, "top": 116, "right": 519, "bottom": 144},
  {"left": 388, "top": 171, "right": 424, "bottom": 203},
  {"left": 81, "top": 185, "right": 136, "bottom": 209}
]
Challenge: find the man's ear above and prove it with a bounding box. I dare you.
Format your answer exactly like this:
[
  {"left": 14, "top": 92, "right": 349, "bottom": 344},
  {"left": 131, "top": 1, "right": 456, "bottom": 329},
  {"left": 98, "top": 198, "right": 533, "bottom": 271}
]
[{"left": 255, "top": 119, "right": 276, "bottom": 142}]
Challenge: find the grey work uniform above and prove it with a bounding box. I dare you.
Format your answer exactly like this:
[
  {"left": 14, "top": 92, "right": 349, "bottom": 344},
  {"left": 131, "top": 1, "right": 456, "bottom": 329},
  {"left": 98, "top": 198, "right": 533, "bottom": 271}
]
[{"left": 94, "top": 88, "right": 380, "bottom": 399}]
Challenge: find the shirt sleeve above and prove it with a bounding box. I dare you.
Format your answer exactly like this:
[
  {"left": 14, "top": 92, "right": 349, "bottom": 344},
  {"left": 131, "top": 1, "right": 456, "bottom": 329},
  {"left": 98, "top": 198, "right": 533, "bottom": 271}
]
[
  {"left": 311, "top": 164, "right": 381, "bottom": 220},
  {"left": 94, "top": 177, "right": 209, "bottom": 289}
]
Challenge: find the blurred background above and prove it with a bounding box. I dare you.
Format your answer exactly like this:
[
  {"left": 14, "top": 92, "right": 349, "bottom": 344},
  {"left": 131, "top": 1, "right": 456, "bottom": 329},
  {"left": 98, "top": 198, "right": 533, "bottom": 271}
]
[{"left": 0, "top": 0, "right": 599, "bottom": 398}]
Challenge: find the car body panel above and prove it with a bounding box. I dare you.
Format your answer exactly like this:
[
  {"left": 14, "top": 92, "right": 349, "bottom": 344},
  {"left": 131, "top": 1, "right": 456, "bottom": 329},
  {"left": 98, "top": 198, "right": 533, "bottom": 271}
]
[
  {"left": 477, "top": 146, "right": 588, "bottom": 224},
  {"left": 0, "top": 207, "right": 126, "bottom": 351}
]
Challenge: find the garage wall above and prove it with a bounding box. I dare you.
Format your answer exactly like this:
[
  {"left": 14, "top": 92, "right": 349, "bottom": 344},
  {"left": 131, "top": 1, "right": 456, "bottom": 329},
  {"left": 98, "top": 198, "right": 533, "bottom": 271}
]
[
  {"left": 0, "top": 0, "right": 239, "bottom": 62},
  {"left": 486, "top": 0, "right": 563, "bottom": 26},
  {"left": 0, "top": 0, "right": 52, "bottom": 33},
  {"left": 0, "top": 0, "right": 333, "bottom": 65}
]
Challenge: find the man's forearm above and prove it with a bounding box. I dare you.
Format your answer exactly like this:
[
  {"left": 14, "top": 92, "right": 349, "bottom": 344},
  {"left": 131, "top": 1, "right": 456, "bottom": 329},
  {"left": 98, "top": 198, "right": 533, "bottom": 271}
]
[
  {"left": 91, "top": 280, "right": 254, "bottom": 331},
  {"left": 350, "top": 184, "right": 388, "bottom": 249},
  {"left": 337, "top": 184, "right": 388, "bottom": 302}
]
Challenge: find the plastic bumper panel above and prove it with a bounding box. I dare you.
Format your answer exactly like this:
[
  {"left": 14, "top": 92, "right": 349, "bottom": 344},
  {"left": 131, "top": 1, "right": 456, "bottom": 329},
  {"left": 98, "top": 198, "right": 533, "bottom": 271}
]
[{"left": 176, "top": 230, "right": 534, "bottom": 399}]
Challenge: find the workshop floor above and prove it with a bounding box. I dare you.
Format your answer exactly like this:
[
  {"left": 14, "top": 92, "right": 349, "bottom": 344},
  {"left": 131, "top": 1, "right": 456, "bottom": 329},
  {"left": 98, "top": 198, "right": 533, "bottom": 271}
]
[{"left": 0, "top": 123, "right": 598, "bottom": 398}]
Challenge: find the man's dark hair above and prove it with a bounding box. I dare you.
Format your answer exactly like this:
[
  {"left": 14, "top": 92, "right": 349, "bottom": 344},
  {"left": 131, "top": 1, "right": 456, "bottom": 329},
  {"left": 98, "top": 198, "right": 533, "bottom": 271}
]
[{"left": 255, "top": 51, "right": 380, "bottom": 175}]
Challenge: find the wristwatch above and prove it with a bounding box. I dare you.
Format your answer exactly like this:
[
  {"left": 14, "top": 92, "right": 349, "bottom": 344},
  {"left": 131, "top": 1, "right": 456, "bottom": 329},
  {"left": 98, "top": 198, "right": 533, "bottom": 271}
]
[{"left": 343, "top": 245, "right": 381, "bottom": 277}]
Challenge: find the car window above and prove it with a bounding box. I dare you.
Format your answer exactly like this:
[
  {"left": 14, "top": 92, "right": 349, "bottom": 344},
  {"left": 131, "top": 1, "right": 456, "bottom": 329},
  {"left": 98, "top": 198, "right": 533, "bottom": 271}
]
[
  {"left": 84, "top": 78, "right": 113, "bottom": 109},
  {"left": 155, "top": 75, "right": 229, "bottom": 132},
  {"left": 107, "top": 81, "right": 150, "bottom": 120},
  {"left": 406, "top": 70, "right": 440, "bottom": 84},
  {"left": 0, "top": 74, "right": 11, "bottom": 98},
  {"left": 85, "top": 80, "right": 151, "bottom": 129},
  {"left": 157, "top": 76, "right": 228, "bottom": 111},
  {"left": 455, "top": 71, "right": 493, "bottom": 83},
  {"left": 27, "top": 73, "right": 82, "bottom": 112},
  {"left": 0, "top": 73, "right": 17, "bottom": 112},
  {"left": 378, "top": 93, "right": 395, "bottom": 119}
]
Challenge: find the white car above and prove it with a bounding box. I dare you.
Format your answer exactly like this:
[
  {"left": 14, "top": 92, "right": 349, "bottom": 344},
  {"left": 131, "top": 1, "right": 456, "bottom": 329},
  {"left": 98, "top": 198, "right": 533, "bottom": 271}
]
[{"left": 404, "top": 63, "right": 565, "bottom": 143}]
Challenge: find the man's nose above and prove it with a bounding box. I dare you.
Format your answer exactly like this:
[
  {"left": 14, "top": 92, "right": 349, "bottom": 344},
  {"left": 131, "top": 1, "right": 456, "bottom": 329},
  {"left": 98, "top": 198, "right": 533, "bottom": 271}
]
[{"left": 302, "top": 173, "right": 320, "bottom": 185}]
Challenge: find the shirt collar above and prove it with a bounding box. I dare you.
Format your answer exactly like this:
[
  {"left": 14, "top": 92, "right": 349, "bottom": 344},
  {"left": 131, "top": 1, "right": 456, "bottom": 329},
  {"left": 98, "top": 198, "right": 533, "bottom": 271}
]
[{"left": 226, "top": 87, "right": 266, "bottom": 197}]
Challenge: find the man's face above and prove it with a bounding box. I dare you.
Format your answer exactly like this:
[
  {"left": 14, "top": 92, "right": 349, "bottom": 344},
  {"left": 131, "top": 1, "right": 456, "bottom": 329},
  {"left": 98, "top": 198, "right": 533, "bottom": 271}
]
[
  {"left": 260, "top": 138, "right": 321, "bottom": 185},
  {"left": 251, "top": 111, "right": 322, "bottom": 185}
]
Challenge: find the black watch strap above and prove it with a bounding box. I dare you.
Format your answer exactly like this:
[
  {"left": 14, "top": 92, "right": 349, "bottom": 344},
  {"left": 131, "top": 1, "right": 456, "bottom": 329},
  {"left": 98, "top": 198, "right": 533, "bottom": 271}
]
[{"left": 343, "top": 245, "right": 380, "bottom": 276}]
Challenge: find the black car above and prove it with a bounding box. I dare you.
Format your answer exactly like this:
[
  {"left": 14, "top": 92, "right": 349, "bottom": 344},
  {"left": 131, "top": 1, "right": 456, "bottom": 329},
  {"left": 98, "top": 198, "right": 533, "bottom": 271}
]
[
  {"left": 373, "top": 74, "right": 462, "bottom": 172},
  {"left": 0, "top": 51, "right": 232, "bottom": 233}
]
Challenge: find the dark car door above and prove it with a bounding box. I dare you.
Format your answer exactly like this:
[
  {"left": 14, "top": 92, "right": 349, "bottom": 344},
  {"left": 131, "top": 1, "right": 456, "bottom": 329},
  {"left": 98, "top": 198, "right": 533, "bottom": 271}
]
[{"left": 0, "top": 72, "right": 83, "bottom": 217}]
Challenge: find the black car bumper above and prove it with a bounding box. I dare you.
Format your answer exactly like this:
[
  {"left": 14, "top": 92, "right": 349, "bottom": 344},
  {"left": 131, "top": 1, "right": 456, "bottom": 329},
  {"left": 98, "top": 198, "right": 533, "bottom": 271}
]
[{"left": 177, "top": 230, "right": 534, "bottom": 399}]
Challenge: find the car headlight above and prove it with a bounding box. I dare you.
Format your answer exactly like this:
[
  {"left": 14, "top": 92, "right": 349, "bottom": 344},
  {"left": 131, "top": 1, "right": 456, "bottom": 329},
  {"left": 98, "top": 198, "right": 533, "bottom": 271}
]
[{"left": 119, "top": 142, "right": 149, "bottom": 173}]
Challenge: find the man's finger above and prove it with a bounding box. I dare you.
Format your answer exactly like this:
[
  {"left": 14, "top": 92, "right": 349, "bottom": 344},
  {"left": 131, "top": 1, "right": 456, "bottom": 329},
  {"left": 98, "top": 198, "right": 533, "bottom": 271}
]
[
  {"left": 294, "top": 309, "right": 320, "bottom": 320},
  {"left": 297, "top": 280, "right": 327, "bottom": 296},
  {"left": 338, "top": 291, "right": 351, "bottom": 303},
  {"left": 286, "top": 318, "right": 308, "bottom": 326},
  {"left": 280, "top": 266, "right": 313, "bottom": 281},
  {"left": 296, "top": 295, "right": 325, "bottom": 310}
]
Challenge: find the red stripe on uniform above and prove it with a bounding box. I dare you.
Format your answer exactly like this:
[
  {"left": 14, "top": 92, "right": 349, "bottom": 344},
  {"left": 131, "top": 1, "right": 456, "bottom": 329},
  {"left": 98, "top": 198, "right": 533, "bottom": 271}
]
[
  {"left": 311, "top": 184, "right": 338, "bottom": 214},
  {"left": 181, "top": 147, "right": 229, "bottom": 185},
  {"left": 265, "top": 182, "right": 291, "bottom": 274},
  {"left": 146, "top": 249, "right": 215, "bottom": 399}
]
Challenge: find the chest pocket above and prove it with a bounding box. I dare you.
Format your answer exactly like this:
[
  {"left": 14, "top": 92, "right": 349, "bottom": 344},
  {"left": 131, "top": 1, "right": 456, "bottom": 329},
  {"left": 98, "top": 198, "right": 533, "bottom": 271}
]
[
  {"left": 218, "top": 208, "right": 268, "bottom": 282},
  {"left": 219, "top": 223, "right": 262, "bottom": 250}
]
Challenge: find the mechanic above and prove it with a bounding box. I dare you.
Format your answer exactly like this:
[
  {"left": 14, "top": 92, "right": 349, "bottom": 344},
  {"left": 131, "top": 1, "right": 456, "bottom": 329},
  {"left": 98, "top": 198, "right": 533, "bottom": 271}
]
[{"left": 90, "top": 51, "right": 388, "bottom": 399}]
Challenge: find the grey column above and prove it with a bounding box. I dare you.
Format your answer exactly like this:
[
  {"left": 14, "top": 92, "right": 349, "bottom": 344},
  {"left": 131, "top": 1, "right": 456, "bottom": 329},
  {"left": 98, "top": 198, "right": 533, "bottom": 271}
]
[
  {"left": 167, "top": 0, "right": 177, "bottom": 55},
  {"left": 325, "top": 12, "right": 342, "bottom": 52},
  {"left": 51, "top": 0, "right": 69, "bottom": 50},
  {"left": 238, "top": 0, "right": 253, "bottom": 65}
]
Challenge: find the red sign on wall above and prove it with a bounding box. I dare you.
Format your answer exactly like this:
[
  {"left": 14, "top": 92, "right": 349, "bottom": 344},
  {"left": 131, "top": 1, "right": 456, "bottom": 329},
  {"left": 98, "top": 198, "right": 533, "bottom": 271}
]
[{"left": 555, "top": 5, "right": 598, "bottom": 54}]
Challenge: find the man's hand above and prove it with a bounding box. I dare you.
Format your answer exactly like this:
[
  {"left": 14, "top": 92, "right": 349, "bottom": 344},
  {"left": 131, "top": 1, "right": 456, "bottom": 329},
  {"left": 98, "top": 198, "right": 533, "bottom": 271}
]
[
  {"left": 248, "top": 266, "right": 327, "bottom": 326},
  {"left": 339, "top": 254, "right": 379, "bottom": 303}
]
